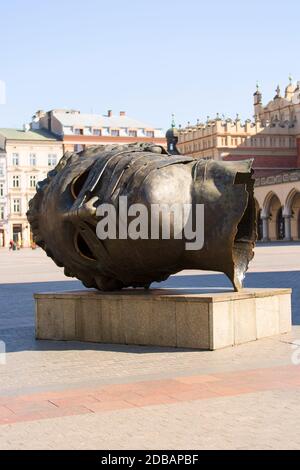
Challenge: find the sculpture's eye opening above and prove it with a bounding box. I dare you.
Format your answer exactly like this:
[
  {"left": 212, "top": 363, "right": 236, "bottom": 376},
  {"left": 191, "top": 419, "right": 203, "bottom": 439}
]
[
  {"left": 74, "top": 231, "right": 96, "bottom": 261},
  {"left": 71, "top": 170, "right": 91, "bottom": 199}
]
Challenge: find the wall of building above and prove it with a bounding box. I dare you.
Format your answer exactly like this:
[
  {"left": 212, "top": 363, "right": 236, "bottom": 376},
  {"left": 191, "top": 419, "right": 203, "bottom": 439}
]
[
  {"left": 177, "top": 118, "right": 298, "bottom": 170},
  {"left": 2, "top": 140, "right": 63, "bottom": 248},
  {"left": 61, "top": 134, "right": 166, "bottom": 153},
  {"left": 0, "top": 151, "right": 8, "bottom": 247},
  {"left": 177, "top": 80, "right": 300, "bottom": 172}
]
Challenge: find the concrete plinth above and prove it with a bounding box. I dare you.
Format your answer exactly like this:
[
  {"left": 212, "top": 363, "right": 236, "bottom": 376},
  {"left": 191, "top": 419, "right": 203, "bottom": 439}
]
[{"left": 34, "top": 288, "right": 292, "bottom": 350}]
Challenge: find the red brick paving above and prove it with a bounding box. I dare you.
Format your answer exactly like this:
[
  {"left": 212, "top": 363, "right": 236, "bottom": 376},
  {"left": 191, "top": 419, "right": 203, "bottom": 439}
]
[{"left": 0, "top": 364, "right": 299, "bottom": 426}]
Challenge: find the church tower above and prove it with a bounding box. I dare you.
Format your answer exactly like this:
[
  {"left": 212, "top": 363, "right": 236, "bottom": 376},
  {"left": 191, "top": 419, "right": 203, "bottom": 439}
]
[
  {"left": 166, "top": 114, "right": 179, "bottom": 155},
  {"left": 285, "top": 75, "right": 296, "bottom": 101}
]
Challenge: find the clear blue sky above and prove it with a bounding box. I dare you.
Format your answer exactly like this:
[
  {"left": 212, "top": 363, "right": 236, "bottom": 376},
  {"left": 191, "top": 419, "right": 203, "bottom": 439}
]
[{"left": 0, "top": 0, "right": 300, "bottom": 130}]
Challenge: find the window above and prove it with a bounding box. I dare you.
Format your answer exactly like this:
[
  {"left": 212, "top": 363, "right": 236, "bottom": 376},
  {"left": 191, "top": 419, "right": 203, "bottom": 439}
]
[
  {"left": 146, "top": 131, "right": 154, "bottom": 138},
  {"left": 128, "top": 130, "right": 137, "bottom": 137},
  {"left": 279, "top": 137, "right": 285, "bottom": 147},
  {"left": 93, "top": 129, "right": 101, "bottom": 136},
  {"left": 270, "top": 137, "right": 277, "bottom": 147},
  {"left": 29, "top": 153, "right": 36, "bottom": 166},
  {"left": 0, "top": 205, "right": 4, "bottom": 220},
  {"left": 111, "top": 130, "right": 120, "bottom": 137},
  {"left": 0, "top": 183, "right": 3, "bottom": 197},
  {"left": 13, "top": 198, "right": 21, "bottom": 213},
  {"left": 12, "top": 153, "right": 19, "bottom": 166},
  {"left": 289, "top": 137, "right": 295, "bottom": 148},
  {"left": 48, "top": 154, "right": 57, "bottom": 167},
  {"left": 74, "top": 128, "right": 83, "bottom": 135},
  {"left": 29, "top": 175, "right": 37, "bottom": 188},
  {"left": 0, "top": 164, "right": 4, "bottom": 177},
  {"left": 74, "top": 144, "right": 84, "bottom": 153},
  {"left": 12, "top": 175, "right": 20, "bottom": 188}
]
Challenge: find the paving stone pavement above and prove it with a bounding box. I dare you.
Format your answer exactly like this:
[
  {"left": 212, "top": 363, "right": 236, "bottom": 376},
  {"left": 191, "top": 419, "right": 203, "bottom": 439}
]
[{"left": 0, "top": 245, "right": 300, "bottom": 449}]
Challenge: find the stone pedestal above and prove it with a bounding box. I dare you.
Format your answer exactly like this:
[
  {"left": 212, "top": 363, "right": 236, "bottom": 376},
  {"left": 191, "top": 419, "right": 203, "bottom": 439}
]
[{"left": 34, "top": 288, "right": 292, "bottom": 350}]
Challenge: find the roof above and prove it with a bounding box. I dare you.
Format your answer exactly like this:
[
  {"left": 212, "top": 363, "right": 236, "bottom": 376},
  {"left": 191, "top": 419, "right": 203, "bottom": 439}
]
[
  {"left": 0, "top": 128, "right": 60, "bottom": 141},
  {"left": 53, "top": 111, "right": 162, "bottom": 130}
]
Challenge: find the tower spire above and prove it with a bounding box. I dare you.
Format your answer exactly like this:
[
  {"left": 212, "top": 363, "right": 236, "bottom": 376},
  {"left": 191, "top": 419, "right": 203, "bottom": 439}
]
[
  {"left": 171, "top": 113, "right": 176, "bottom": 128},
  {"left": 274, "top": 84, "right": 281, "bottom": 99}
]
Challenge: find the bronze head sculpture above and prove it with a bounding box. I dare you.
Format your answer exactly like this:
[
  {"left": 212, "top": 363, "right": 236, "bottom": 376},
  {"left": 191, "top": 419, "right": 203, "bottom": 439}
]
[{"left": 27, "top": 143, "right": 256, "bottom": 291}]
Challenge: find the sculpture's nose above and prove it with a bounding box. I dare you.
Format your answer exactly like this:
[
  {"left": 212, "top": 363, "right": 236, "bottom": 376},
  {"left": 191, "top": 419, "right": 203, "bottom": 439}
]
[{"left": 62, "top": 196, "right": 99, "bottom": 223}]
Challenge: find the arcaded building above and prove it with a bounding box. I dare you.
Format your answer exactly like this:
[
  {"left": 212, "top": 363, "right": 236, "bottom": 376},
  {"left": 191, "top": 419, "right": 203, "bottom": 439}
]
[
  {"left": 174, "top": 78, "right": 300, "bottom": 242},
  {"left": 253, "top": 170, "right": 300, "bottom": 242}
]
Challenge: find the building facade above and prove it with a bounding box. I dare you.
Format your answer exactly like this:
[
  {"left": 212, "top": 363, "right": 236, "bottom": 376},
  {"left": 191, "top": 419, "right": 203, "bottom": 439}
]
[
  {"left": 31, "top": 109, "right": 166, "bottom": 152},
  {"left": 0, "top": 109, "right": 166, "bottom": 247},
  {"left": 171, "top": 78, "right": 300, "bottom": 242},
  {"left": 0, "top": 148, "right": 8, "bottom": 247},
  {"left": 0, "top": 128, "right": 63, "bottom": 247},
  {"left": 176, "top": 79, "right": 300, "bottom": 175},
  {"left": 254, "top": 170, "right": 300, "bottom": 242}
]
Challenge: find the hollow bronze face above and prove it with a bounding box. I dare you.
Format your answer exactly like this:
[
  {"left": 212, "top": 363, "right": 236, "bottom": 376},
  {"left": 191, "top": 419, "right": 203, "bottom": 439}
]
[{"left": 27, "top": 143, "right": 256, "bottom": 291}]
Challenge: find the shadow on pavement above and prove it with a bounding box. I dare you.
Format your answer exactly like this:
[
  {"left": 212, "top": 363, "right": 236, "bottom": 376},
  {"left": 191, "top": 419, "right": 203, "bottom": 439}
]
[{"left": 0, "top": 270, "right": 299, "bottom": 353}]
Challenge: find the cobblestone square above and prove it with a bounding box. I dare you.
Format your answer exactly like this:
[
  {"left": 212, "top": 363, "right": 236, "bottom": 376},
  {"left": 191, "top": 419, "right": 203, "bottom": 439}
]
[{"left": 0, "top": 244, "right": 300, "bottom": 449}]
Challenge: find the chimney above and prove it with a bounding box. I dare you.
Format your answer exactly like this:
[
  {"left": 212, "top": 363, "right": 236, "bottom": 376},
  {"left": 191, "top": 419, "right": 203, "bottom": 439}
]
[
  {"left": 108, "top": 110, "right": 112, "bottom": 117},
  {"left": 120, "top": 111, "right": 126, "bottom": 116}
]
